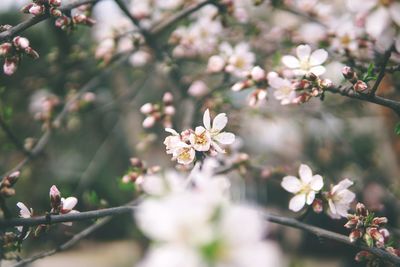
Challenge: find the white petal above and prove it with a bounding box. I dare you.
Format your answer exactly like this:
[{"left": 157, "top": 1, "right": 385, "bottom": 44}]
[
  {"left": 309, "top": 49, "right": 328, "bottom": 66},
  {"left": 281, "top": 55, "right": 300, "bottom": 68},
  {"left": 211, "top": 141, "right": 225, "bottom": 153},
  {"left": 310, "top": 175, "right": 324, "bottom": 191},
  {"left": 214, "top": 132, "right": 235, "bottom": 144},
  {"left": 337, "top": 190, "right": 356, "bottom": 202},
  {"left": 296, "top": 44, "right": 311, "bottom": 61},
  {"left": 309, "top": 65, "right": 326, "bottom": 76},
  {"left": 366, "top": 7, "right": 391, "bottom": 38},
  {"left": 328, "top": 199, "right": 337, "bottom": 215},
  {"left": 298, "top": 164, "right": 313, "bottom": 183},
  {"left": 306, "top": 191, "right": 315, "bottom": 205},
  {"left": 203, "top": 109, "right": 211, "bottom": 130},
  {"left": 331, "top": 178, "right": 353, "bottom": 194},
  {"left": 17, "top": 202, "right": 31, "bottom": 218},
  {"left": 212, "top": 113, "right": 228, "bottom": 132},
  {"left": 165, "top": 128, "right": 179, "bottom": 135},
  {"left": 281, "top": 176, "right": 302, "bottom": 193},
  {"left": 62, "top": 197, "right": 78, "bottom": 210},
  {"left": 289, "top": 194, "right": 306, "bottom": 212},
  {"left": 389, "top": 3, "right": 400, "bottom": 26}
]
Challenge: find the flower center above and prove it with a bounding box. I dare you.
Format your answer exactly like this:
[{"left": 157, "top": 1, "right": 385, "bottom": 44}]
[
  {"left": 300, "top": 59, "right": 310, "bottom": 70},
  {"left": 379, "top": 0, "right": 392, "bottom": 6},
  {"left": 195, "top": 132, "right": 209, "bottom": 145},
  {"left": 178, "top": 148, "right": 192, "bottom": 161}
]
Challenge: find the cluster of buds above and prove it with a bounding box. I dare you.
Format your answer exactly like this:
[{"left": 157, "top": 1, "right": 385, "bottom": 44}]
[
  {"left": 140, "top": 92, "right": 175, "bottom": 129},
  {"left": 291, "top": 72, "right": 333, "bottom": 104},
  {"left": 231, "top": 66, "right": 268, "bottom": 107},
  {"left": 31, "top": 93, "right": 61, "bottom": 129},
  {"left": 345, "top": 203, "right": 400, "bottom": 264},
  {"left": 21, "top": 0, "right": 95, "bottom": 31},
  {"left": 0, "top": 33, "right": 39, "bottom": 76},
  {"left": 0, "top": 171, "right": 20, "bottom": 198},
  {"left": 342, "top": 66, "right": 369, "bottom": 93},
  {"left": 121, "top": 157, "right": 160, "bottom": 186}
]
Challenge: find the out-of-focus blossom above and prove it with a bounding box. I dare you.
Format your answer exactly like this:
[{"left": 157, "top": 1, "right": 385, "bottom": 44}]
[
  {"left": 282, "top": 44, "right": 328, "bottom": 76},
  {"left": 281, "top": 164, "right": 324, "bottom": 212},
  {"left": 268, "top": 72, "right": 296, "bottom": 105},
  {"left": 188, "top": 80, "right": 210, "bottom": 97},
  {"left": 325, "top": 179, "right": 356, "bottom": 219}
]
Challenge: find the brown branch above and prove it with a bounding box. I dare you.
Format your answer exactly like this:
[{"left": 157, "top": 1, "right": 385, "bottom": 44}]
[
  {"left": 370, "top": 45, "right": 395, "bottom": 95},
  {"left": 0, "top": 0, "right": 101, "bottom": 42},
  {"left": 11, "top": 217, "right": 112, "bottom": 267},
  {"left": 1, "top": 203, "right": 400, "bottom": 265},
  {"left": 327, "top": 86, "right": 400, "bottom": 116}
]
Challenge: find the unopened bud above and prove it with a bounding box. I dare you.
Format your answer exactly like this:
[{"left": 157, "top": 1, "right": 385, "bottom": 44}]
[
  {"left": 353, "top": 80, "right": 368, "bottom": 92},
  {"left": 356, "top": 202, "right": 368, "bottom": 216},
  {"left": 49, "top": 185, "right": 61, "bottom": 210},
  {"left": 50, "top": 7, "right": 63, "bottom": 17},
  {"left": 142, "top": 116, "right": 156, "bottom": 128},
  {"left": 188, "top": 80, "right": 209, "bottom": 97},
  {"left": 21, "top": 3, "right": 34, "bottom": 13},
  {"left": 162, "top": 92, "right": 174, "bottom": 104},
  {"left": 0, "top": 43, "right": 12, "bottom": 56},
  {"left": 13, "top": 36, "right": 30, "bottom": 50},
  {"left": 29, "top": 4, "right": 45, "bottom": 16},
  {"left": 140, "top": 103, "right": 153, "bottom": 114},
  {"left": 321, "top": 79, "right": 333, "bottom": 89},
  {"left": 342, "top": 66, "right": 356, "bottom": 81},
  {"left": 306, "top": 72, "right": 318, "bottom": 81},
  {"left": 24, "top": 47, "right": 40, "bottom": 59},
  {"left": 3, "top": 58, "right": 18, "bottom": 76},
  {"left": 55, "top": 16, "right": 70, "bottom": 29},
  {"left": 312, "top": 198, "right": 323, "bottom": 213},
  {"left": 73, "top": 14, "right": 95, "bottom": 26},
  {"left": 164, "top": 105, "right": 175, "bottom": 116},
  {"left": 49, "top": 0, "right": 62, "bottom": 7},
  {"left": 349, "top": 229, "right": 363, "bottom": 243}
]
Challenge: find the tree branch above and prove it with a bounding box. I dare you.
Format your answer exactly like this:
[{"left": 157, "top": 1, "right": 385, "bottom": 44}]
[
  {"left": 0, "top": 116, "right": 30, "bottom": 156},
  {"left": 2, "top": 203, "right": 400, "bottom": 265},
  {"left": 0, "top": 0, "right": 101, "bottom": 42},
  {"left": 327, "top": 86, "right": 400, "bottom": 116},
  {"left": 370, "top": 45, "right": 395, "bottom": 95}
]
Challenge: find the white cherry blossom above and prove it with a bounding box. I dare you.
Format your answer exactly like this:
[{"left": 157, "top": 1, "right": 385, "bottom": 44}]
[
  {"left": 16, "top": 202, "right": 33, "bottom": 235},
  {"left": 326, "top": 179, "right": 356, "bottom": 219},
  {"left": 282, "top": 44, "right": 328, "bottom": 76},
  {"left": 281, "top": 164, "right": 324, "bottom": 212},
  {"left": 202, "top": 109, "right": 235, "bottom": 153}
]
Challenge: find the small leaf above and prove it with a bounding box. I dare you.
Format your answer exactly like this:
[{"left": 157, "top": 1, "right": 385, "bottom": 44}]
[{"left": 395, "top": 123, "right": 400, "bottom": 136}]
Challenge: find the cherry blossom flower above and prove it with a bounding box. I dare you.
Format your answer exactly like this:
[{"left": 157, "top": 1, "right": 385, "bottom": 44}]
[
  {"left": 200, "top": 109, "right": 235, "bottom": 153},
  {"left": 325, "top": 179, "right": 356, "bottom": 219},
  {"left": 16, "top": 202, "right": 33, "bottom": 235},
  {"left": 49, "top": 185, "right": 79, "bottom": 226},
  {"left": 282, "top": 44, "right": 328, "bottom": 76},
  {"left": 268, "top": 72, "right": 296, "bottom": 105},
  {"left": 164, "top": 128, "right": 196, "bottom": 165},
  {"left": 281, "top": 164, "right": 324, "bottom": 212}
]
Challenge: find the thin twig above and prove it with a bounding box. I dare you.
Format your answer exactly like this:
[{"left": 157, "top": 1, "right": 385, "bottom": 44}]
[
  {"left": 0, "top": 0, "right": 101, "bottom": 42},
  {"left": 0, "top": 116, "right": 30, "bottom": 156},
  {"left": 370, "top": 45, "right": 395, "bottom": 95}
]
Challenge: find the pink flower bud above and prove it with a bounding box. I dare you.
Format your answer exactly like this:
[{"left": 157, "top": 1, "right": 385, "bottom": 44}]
[
  {"left": 0, "top": 43, "right": 12, "bottom": 56},
  {"left": 50, "top": 7, "right": 63, "bottom": 17},
  {"left": 29, "top": 4, "right": 45, "bottom": 16},
  {"left": 3, "top": 59, "right": 17, "bottom": 76},
  {"left": 49, "top": 185, "right": 61, "bottom": 210},
  {"left": 13, "top": 36, "right": 30, "bottom": 49},
  {"left": 140, "top": 103, "right": 153, "bottom": 114},
  {"left": 356, "top": 202, "right": 368, "bottom": 216},
  {"left": 142, "top": 116, "right": 156, "bottom": 128},
  {"left": 164, "top": 105, "right": 175, "bottom": 116},
  {"left": 321, "top": 79, "right": 333, "bottom": 89},
  {"left": 130, "top": 157, "right": 143, "bottom": 168},
  {"left": 342, "top": 66, "right": 356, "bottom": 80},
  {"left": 188, "top": 80, "right": 209, "bottom": 97},
  {"left": 73, "top": 14, "right": 96, "bottom": 26},
  {"left": 49, "top": 0, "right": 62, "bottom": 7},
  {"left": 353, "top": 80, "right": 368, "bottom": 92},
  {"left": 162, "top": 92, "right": 174, "bottom": 104},
  {"left": 21, "top": 3, "right": 34, "bottom": 13},
  {"left": 372, "top": 217, "right": 388, "bottom": 226},
  {"left": 49, "top": 185, "right": 61, "bottom": 199},
  {"left": 312, "top": 198, "right": 323, "bottom": 213},
  {"left": 250, "top": 66, "right": 266, "bottom": 82},
  {"left": 55, "top": 16, "right": 70, "bottom": 29},
  {"left": 24, "top": 47, "right": 40, "bottom": 59}
]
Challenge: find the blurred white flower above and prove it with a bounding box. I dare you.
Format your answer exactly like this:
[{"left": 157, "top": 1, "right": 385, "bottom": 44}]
[
  {"left": 326, "top": 179, "right": 356, "bottom": 219},
  {"left": 282, "top": 44, "right": 328, "bottom": 76},
  {"left": 268, "top": 72, "right": 296, "bottom": 105},
  {"left": 188, "top": 80, "right": 210, "bottom": 97},
  {"left": 281, "top": 164, "right": 324, "bottom": 212},
  {"left": 16, "top": 202, "right": 33, "bottom": 237}
]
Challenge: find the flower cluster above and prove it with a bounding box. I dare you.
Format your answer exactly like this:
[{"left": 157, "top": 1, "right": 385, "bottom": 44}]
[
  {"left": 0, "top": 34, "right": 39, "bottom": 76},
  {"left": 136, "top": 159, "right": 281, "bottom": 267},
  {"left": 16, "top": 185, "right": 79, "bottom": 238},
  {"left": 342, "top": 66, "right": 370, "bottom": 93},
  {"left": 281, "top": 164, "right": 355, "bottom": 219},
  {"left": 164, "top": 109, "right": 235, "bottom": 165},
  {"left": 29, "top": 90, "right": 61, "bottom": 129},
  {"left": 121, "top": 157, "right": 160, "bottom": 187},
  {"left": 345, "top": 203, "right": 400, "bottom": 265},
  {"left": 140, "top": 92, "right": 175, "bottom": 129},
  {"left": 21, "top": 0, "right": 95, "bottom": 31},
  {"left": 207, "top": 42, "right": 255, "bottom": 78}
]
